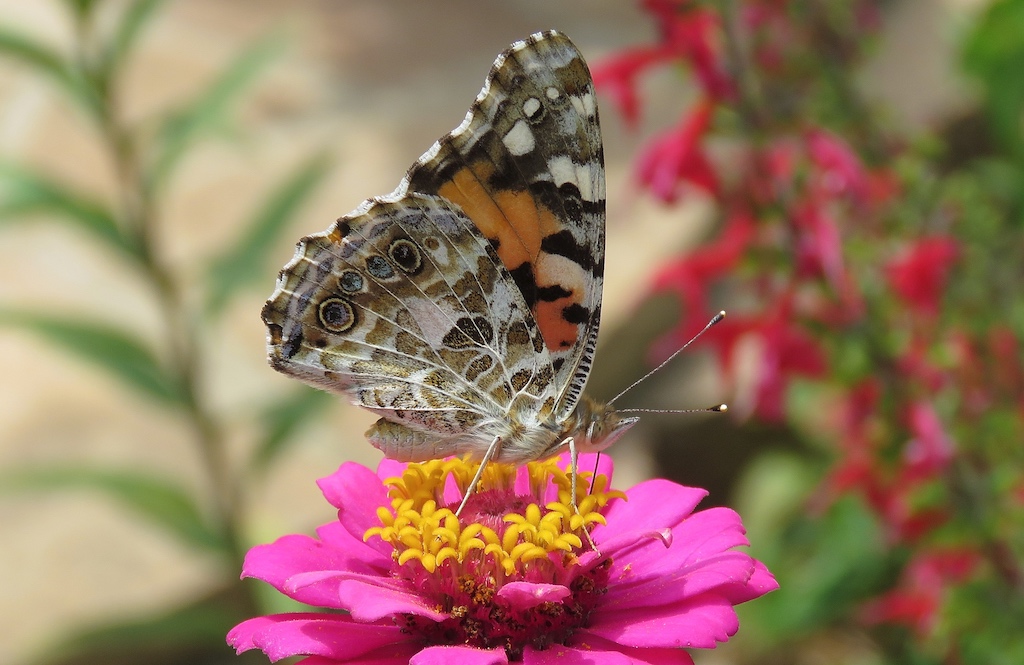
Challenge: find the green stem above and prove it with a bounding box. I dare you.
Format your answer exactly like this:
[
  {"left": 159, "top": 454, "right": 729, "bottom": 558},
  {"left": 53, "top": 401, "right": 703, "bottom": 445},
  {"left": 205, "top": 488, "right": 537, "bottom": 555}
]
[{"left": 71, "top": 5, "right": 252, "bottom": 600}]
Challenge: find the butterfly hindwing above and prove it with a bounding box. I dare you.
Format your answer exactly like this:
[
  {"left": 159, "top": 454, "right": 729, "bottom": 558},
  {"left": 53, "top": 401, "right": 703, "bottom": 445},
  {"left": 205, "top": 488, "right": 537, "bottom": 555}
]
[{"left": 262, "top": 193, "right": 558, "bottom": 445}]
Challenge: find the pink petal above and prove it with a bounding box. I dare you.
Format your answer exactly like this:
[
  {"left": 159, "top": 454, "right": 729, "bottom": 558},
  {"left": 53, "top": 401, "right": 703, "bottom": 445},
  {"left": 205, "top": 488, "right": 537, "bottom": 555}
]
[
  {"left": 411, "top": 645, "right": 509, "bottom": 665},
  {"left": 319, "top": 462, "right": 387, "bottom": 512},
  {"left": 527, "top": 634, "right": 695, "bottom": 665},
  {"left": 227, "top": 613, "right": 411, "bottom": 662},
  {"left": 318, "top": 462, "right": 393, "bottom": 557},
  {"left": 600, "top": 507, "right": 749, "bottom": 583},
  {"left": 666, "top": 507, "right": 751, "bottom": 565},
  {"left": 555, "top": 452, "right": 614, "bottom": 483},
  {"left": 336, "top": 573, "right": 448, "bottom": 622},
  {"left": 496, "top": 582, "right": 571, "bottom": 609},
  {"left": 598, "top": 479, "right": 707, "bottom": 539},
  {"left": 376, "top": 458, "right": 408, "bottom": 480},
  {"left": 584, "top": 593, "right": 739, "bottom": 649},
  {"left": 513, "top": 465, "right": 533, "bottom": 496},
  {"left": 602, "top": 508, "right": 775, "bottom": 610},
  {"left": 277, "top": 568, "right": 445, "bottom": 621},
  {"left": 311, "top": 521, "right": 392, "bottom": 570},
  {"left": 280, "top": 569, "right": 359, "bottom": 609},
  {"left": 579, "top": 528, "right": 672, "bottom": 571},
  {"left": 442, "top": 472, "right": 465, "bottom": 506},
  {"left": 240, "top": 534, "right": 381, "bottom": 603},
  {"left": 298, "top": 644, "right": 423, "bottom": 665},
  {"left": 723, "top": 559, "right": 779, "bottom": 603},
  {"left": 602, "top": 551, "right": 758, "bottom": 610}
]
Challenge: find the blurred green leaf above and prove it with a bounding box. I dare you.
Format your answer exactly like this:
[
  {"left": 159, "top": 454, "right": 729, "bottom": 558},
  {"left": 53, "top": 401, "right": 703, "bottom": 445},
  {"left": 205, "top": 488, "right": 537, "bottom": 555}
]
[
  {"left": 36, "top": 585, "right": 265, "bottom": 665},
  {"left": 100, "top": 0, "right": 166, "bottom": 82},
  {"left": 0, "top": 467, "right": 224, "bottom": 552},
  {"left": 962, "top": 0, "right": 1024, "bottom": 162},
  {"left": 150, "top": 32, "right": 287, "bottom": 188},
  {"left": 0, "top": 310, "right": 183, "bottom": 404},
  {"left": 745, "top": 496, "right": 895, "bottom": 640},
  {"left": 251, "top": 387, "right": 333, "bottom": 473},
  {"left": 205, "top": 152, "right": 331, "bottom": 314},
  {"left": 0, "top": 162, "right": 139, "bottom": 259},
  {"left": 0, "top": 25, "right": 100, "bottom": 117},
  {"left": 61, "top": 0, "right": 102, "bottom": 20}
]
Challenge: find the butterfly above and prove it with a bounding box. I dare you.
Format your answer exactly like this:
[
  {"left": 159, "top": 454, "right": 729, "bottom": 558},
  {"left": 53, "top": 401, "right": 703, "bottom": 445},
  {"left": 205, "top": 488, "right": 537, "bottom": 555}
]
[{"left": 262, "top": 30, "right": 639, "bottom": 514}]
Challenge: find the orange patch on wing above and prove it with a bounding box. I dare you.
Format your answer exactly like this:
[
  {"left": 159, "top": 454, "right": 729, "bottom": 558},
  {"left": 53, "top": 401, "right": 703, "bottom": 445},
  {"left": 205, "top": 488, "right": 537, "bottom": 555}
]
[
  {"left": 535, "top": 298, "right": 579, "bottom": 350},
  {"left": 437, "top": 162, "right": 560, "bottom": 272},
  {"left": 437, "top": 161, "right": 584, "bottom": 353}
]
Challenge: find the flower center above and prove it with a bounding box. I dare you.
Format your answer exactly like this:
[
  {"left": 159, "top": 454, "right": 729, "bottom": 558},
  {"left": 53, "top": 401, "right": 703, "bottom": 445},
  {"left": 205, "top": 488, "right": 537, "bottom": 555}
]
[{"left": 364, "top": 458, "right": 624, "bottom": 659}]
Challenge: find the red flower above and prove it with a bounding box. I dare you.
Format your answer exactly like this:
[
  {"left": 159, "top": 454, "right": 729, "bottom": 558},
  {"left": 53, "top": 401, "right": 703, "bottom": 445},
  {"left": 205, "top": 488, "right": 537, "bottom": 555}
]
[
  {"left": 901, "top": 401, "right": 954, "bottom": 483},
  {"left": 818, "top": 379, "right": 884, "bottom": 503},
  {"left": 861, "top": 548, "right": 981, "bottom": 637},
  {"left": 805, "top": 129, "right": 869, "bottom": 201},
  {"left": 649, "top": 210, "right": 755, "bottom": 359},
  {"left": 594, "top": 2, "right": 734, "bottom": 128},
  {"left": 792, "top": 200, "right": 847, "bottom": 292},
  {"left": 592, "top": 46, "right": 674, "bottom": 128},
  {"left": 644, "top": 1, "right": 735, "bottom": 100},
  {"left": 635, "top": 101, "right": 719, "bottom": 202},
  {"left": 746, "top": 309, "right": 829, "bottom": 422},
  {"left": 707, "top": 297, "right": 828, "bottom": 422},
  {"left": 894, "top": 339, "right": 947, "bottom": 393},
  {"left": 884, "top": 237, "right": 959, "bottom": 316}
]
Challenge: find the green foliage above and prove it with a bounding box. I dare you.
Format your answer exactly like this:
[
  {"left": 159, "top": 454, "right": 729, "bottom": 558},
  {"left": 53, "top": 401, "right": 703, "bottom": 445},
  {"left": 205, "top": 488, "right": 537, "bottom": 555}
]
[
  {"left": 0, "top": 162, "right": 138, "bottom": 259},
  {"left": 962, "top": 0, "right": 1024, "bottom": 168},
  {"left": 0, "top": 468, "right": 223, "bottom": 551},
  {"left": 206, "top": 152, "right": 332, "bottom": 315},
  {"left": 251, "top": 387, "right": 334, "bottom": 474},
  {"left": 0, "top": 1, "right": 331, "bottom": 663},
  {"left": 0, "top": 25, "right": 101, "bottom": 117},
  {"left": 98, "top": 0, "right": 166, "bottom": 83},
  {"left": 0, "top": 310, "right": 183, "bottom": 404},
  {"left": 151, "top": 32, "right": 287, "bottom": 189},
  {"left": 39, "top": 585, "right": 267, "bottom": 665}
]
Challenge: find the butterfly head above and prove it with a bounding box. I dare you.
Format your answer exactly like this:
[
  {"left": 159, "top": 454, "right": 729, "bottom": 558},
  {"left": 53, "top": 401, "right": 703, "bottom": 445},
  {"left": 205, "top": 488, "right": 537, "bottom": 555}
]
[{"left": 570, "top": 394, "right": 640, "bottom": 454}]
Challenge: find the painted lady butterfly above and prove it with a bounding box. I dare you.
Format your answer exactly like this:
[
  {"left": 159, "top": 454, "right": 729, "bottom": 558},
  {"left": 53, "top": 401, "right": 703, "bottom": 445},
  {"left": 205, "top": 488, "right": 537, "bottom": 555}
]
[{"left": 262, "top": 30, "right": 638, "bottom": 512}]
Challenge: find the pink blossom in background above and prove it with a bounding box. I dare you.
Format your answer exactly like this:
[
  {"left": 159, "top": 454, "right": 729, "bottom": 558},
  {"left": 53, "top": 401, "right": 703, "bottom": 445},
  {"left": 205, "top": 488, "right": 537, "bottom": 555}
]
[
  {"left": 591, "top": 45, "right": 673, "bottom": 127},
  {"left": 902, "top": 401, "right": 955, "bottom": 483},
  {"left": 635, "top": 100, "right": 720, "bottom": 202},
  {"left": 884, "top": 237, "right": 959, "bottom": 316},
  {"left": 860, "top": 548, "right": 980, "bottom": 637}
]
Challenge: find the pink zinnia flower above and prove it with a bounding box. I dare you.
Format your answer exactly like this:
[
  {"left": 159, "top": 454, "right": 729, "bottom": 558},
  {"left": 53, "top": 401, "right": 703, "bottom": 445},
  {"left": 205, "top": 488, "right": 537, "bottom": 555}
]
[{"left": 228, "top": 454, "right": 777, "bottom": 664}]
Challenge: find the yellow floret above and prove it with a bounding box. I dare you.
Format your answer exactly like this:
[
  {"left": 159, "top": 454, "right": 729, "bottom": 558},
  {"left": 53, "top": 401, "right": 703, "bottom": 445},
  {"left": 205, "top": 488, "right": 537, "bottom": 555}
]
[{"left": 364, "top": 457, "right": 622, "bottom": 577}]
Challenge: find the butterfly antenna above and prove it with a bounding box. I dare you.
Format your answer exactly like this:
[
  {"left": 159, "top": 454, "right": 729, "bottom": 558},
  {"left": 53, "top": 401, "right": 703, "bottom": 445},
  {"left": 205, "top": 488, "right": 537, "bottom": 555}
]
[
  {"left": 617, "top": 404, "right": 728, "bottom": 415},
  {"left": 608, "top": 310, "right": 726, "bottom": 406}
]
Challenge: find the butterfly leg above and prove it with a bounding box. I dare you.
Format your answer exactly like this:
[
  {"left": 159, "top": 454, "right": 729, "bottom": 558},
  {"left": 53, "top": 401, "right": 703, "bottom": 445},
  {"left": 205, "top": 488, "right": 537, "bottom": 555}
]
[
  {"left": 455, "top": 435, "right": 501, "bottom": 517},
  {"left": 566, "top": 436, "right": 600, "bottom": 553}
]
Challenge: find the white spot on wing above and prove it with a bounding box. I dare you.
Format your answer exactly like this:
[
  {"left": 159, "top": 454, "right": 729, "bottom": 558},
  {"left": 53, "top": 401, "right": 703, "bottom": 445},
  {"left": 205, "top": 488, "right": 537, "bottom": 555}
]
[
  {"left": 547, "top": 155, "right": 601, "bottom": 202},
  {"left": 570, "top": 93, "right": 597, "bottom": 120},
  {"left": 503, "top": 120, "right": 536, "bottom": 156},
  {"left": 523, "top": 97, "right": 541, "bottom": 118},
  {"left": 580, "top": 92, "right": 596, "bottom": 118}
]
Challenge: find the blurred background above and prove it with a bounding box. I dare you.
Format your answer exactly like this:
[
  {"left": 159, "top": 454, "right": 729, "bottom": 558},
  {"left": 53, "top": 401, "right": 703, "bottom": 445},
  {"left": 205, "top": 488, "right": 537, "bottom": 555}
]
[{"left": 1, "top": 1, "right": 1021, "bottom": 664}]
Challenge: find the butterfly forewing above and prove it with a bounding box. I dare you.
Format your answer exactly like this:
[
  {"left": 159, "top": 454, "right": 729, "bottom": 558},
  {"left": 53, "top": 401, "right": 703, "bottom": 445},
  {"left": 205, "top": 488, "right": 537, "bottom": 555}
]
[{"left": 404, "top": 31, "right": 606, "bottom": 417}]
